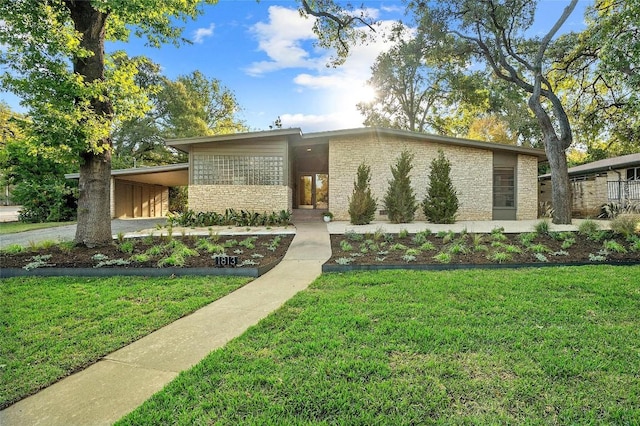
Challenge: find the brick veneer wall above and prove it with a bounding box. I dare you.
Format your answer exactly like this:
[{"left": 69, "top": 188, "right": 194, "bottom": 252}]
[
  {"left": 328, "top": 134, "right": 498, "bottom": 221},
  {"left": 516, "top": 155, "right": 539, "bottom": 220},
  {"left": 189, "top": 185, "right": 291, "bottom": 213}
]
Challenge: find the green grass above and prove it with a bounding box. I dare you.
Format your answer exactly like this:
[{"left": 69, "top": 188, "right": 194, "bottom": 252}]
[
  {"left": 0, "top": 275, "right": 251, "bottom": 409},
  {"left": 118, "top": 266, "right": 640, "bottom": 425},
  {"left": 0, "top": 221, "right": 75, "bottom": 235}
]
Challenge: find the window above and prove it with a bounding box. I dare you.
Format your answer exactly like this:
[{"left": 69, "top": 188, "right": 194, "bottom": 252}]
[
  {"left": 193, "top": 154, "right": 284, "bottom": 185},
  {"left": 627, "top": 167, "right": 640, "bottom": 181},
  {"left": 493, "top": 167, "right": 515, "bottom": 208}
]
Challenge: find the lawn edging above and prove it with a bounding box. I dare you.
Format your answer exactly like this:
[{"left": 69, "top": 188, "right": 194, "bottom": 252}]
[
  {"left": 322, "top": 260, "right": 640, "bottom": 273},
  {"left": 0, "top": 260, "right": 280, "bottom": 279}
]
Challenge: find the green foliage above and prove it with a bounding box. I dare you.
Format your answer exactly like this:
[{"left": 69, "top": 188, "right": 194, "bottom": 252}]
[
  {"left": 534, "top": 219, "right": 550, "bottom": 235},
  {"left": 168, "top": 209, "right": 291, "bottom": 228},
  {"left": 13, "top": 180, "right": 77, "bottom": 223},
  {"left": 348, "top": 161, "right": 378, "bottom": 225},
  {"left": 610, "top": 214, "right": 640, "bottom": 239},
  {"left": 422, "top": 150, "right": 459, "bottom": 224},
  {"left": 383, "top": 150, "right": 417, "bottom": 224},
  {"left": 578, "top": 219, "right": 600, "bottom": 236}
]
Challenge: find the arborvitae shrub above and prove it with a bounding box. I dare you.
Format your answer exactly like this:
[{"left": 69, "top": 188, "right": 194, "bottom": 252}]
[
  {"left": 383, "top": 150, "right": 417, "bottom": 223},
  {"left": 348, "top": 162, "right": 377, "bottom": 225},
  {"left": 423, "top": 149, "right": 459, "bottom": 224}
]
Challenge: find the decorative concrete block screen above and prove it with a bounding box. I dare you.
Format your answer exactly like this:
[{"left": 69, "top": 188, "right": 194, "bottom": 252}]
[{"left": 193, "top": 154, "right": 284, "bottom": 186}]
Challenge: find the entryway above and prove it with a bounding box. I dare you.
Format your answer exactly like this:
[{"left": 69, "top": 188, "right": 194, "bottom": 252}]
[{"left": 298, "top": 173, "right": 329, "bottom": 209}]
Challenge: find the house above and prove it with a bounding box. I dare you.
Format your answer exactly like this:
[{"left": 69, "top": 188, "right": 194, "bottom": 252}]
[
  {"left": 166, "top": 127, "right": 546, "bottom": 221},
  {"left": 539, "top": 153, "right": 640, "bottom": 218},
  {"left": 66, "top": 163, "right": 188, "bottom": 218}
]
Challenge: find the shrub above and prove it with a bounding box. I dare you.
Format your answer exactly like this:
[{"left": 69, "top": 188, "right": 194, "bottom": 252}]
[
  {"left": 610, "top": 214, "right": 640, "bottom": 239},
  {"left": 423, "top": 150, "right": 459, "bottom": 224},
  {"left": 383, "top": 150, "right": 417, "bottom": 224},
  {"left": 13, "top": 180, "right": 77, "bottom": 223},
  {"left": 348, "top": 162, "right": 378, "bottom": 225},
  {"left": 578, "top": 219, "right": 600, "bottom": 236}
]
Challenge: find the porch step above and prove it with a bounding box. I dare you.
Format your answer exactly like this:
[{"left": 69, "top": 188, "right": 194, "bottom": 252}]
[{"left": 291, "top": 209, "right": 328, "bottom": 223}]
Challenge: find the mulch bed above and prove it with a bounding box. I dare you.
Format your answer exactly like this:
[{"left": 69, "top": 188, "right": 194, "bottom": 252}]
[
  {"left": 1, "top": 234, "right": 293, "bottom": 270},
  {"left": 326, "top": 231, "right": 640, "bottom": 267}
]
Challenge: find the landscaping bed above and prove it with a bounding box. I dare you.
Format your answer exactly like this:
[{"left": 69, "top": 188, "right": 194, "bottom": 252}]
[
  {"left": 1, "top": 234, "right": 293, "bottom": 277},
  {"left": 324, "top": 226, "right": 640, "bottom": 271}
]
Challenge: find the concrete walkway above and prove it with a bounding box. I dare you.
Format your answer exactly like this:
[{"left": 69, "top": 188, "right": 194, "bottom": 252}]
[{"left": 0, "top": 221, "right": 331, "bottom": 426}]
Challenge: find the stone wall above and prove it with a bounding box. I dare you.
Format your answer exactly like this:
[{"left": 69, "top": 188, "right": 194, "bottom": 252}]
[
  {"left": 189, "top": 185, "right": 291, "bottom": 213},
  {"left": 328, "top": 134, "right": 496, "bottom": 221},
  {"left": 516, "top": 155, "right": 539, "bottom": 220}
]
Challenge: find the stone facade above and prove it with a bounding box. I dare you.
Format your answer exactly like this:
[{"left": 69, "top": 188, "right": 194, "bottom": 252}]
[
  {"left": 516, "top": 155, "right": 539, "bottom": 220},
  {"left": 189, "top": 185, "right": 291, "bottom": 213},
  {"left": 328, "top": 134, "right": 501, "bottom": 221}
]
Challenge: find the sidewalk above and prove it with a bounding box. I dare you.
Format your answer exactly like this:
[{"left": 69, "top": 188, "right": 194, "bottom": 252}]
[{"left": 0, "top": 221, "right": 331, "bottom": 426}]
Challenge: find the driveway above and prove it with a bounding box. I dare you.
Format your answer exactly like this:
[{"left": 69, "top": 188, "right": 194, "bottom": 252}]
[{"left": 0, "top": 218, "right": 167, "bottom": 249}]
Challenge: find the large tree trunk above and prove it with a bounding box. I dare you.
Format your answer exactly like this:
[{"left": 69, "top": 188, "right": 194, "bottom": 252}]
[
  {"left": 544, "top": 138, "right": 572, "bottom": 224},
  {"left": 66, "top": 1, "right": 114, "bottom": 246}
]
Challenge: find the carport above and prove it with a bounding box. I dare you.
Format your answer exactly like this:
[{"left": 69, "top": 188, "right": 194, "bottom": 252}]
[{"left": 66, "top": 163, "right": 188, "bottom": 218}]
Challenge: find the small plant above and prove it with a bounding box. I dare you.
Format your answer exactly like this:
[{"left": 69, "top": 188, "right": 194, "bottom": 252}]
[
  {"left": 95, "top": 258, "right": 130, "bottom": 268},
  {"left": 402, "top": 254, "right": 417, "bottom": 263},
  {"left": 398, "top": 228, "right": 409, "bottom": 238},
  {"left": 233, "top": 249, "right": 244, "bottom": 255},
  {"left": 196, "top": 239, "right": 225, "bottom": 254},
  {"left": 561, "top": 238, "right": 576, "bottom": 250},
  {"left": 420, "top": 241, "right": 436, "bottom": 251},
  {"left": 504, "top": 245, "right": 523, "bottom": 254},
  {"left": 405, "top": 248, "right": 420, "bottom": 256},
  {"left": 223, "top": 239, "right": 238, "bottom": 248},
  {"left": 3, "top": 244, "right": 24, "bottom": 254},
  {"left": 552, "top": 250, "right": 569, "bottom": 257},
  {"left": 251, "top": 253, "right": 264, "bottom": 259},
  {"left": 603, "top": 240, "right": 627, "bottom": 253},
  {"left": 339, "top": 240, "right": 354, "bottom": 252},
  {"left": 491, "top": 230, "right": 508, "bottom": 243},
  {"left": 519, "top": 233, "right": 537, "bottom": 247},
  {"left": 412, "top": 231, "right": 429, "bottom": 245},
  {"left": 578, "top": 219, "right": 600, "bottom": 236},
  {"left": 610, "top": 214, "right": 640, "bottom": 239},
  {"left": 116, "top": 232, "right": 125, "bottom": 243},
  {"left": 377, "top": 250, "right": 389, "bottom": 256},
  {"left": 628, "top": 236, "right": 640, "bottom": 252},
  {"left": 335, "top": 257, "right": 353, "bottom": 265},
  {"left": 448, "top": 242, "right": 468, "bottom": 255},
  {"left": 145, "top": 245, "right": 164, "bottom": 256},
  {"left": 240, "top": 259, "right": 259, "bottom": 267},
  {"left": 442, "top": 231, "right": 456, "bottom": 244},
  {"left": 529, "top": 243, "right": 550, "bottom": 254},
  {"left": 345, "top": 231, "right": 364, "bottom": 242},
  {"left": 488, "top": 252, "right": 512, "bottom": 263},
  {"left": 433, "top": 252, "right": 452, "bottom": 264},
  {"left": 588, "top": 253, "right": 607, "bottom": 262},
  {"left": 130, "top": 253, "right": 151, "bottom": 263},
  {"left": 58, "top": 241, "right": 76, "bottom": 253},
  {"left": 209, "top": 229, "right": 220, "bottom": 242},
  {"left": 360, "top": 246, "right": 369, "bottom": 254},
  {"left": 23, "top": 254, "right": 54, "bottom": 270},
  {"left": 91, "top": 253, "right": 109, "bottom": 261},
  {"left": 533, "top": 219, "right": 550, "bottom": 235},
  {"left": 239, "top": 237, "right": 257, "bottom": 250},
  {"left": 375, "top": 256, "right": 387, "bottom": 262},
  {"left": 533, "top": 253, "right": 549, "bottom": 262},
  {"left": 157, "top": 254, "right": 185, "bottom": 267},
  {"left": 118, "top": 241, "right": 135, "bottom": 254},
  {"left": 390, "top": 243, "right": 408, "bottom": 251}
]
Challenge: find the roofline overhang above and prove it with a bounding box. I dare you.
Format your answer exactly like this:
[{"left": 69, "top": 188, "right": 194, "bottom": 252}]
[
  {"left": 65, "top": 163, "right": 189, "bottom": 180},
  {"left": 166, "top": 128, "right": 303, "bottom": 153},
  {"left": 538, "top": 153, "right": 640, "bottom": 179}
]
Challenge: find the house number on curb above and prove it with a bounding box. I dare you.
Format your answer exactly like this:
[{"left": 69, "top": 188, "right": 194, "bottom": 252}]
[{"left": 214, "top": 255, "right": 238, "bottom": 267}]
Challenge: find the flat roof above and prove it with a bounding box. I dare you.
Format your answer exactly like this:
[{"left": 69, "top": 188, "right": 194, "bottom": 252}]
[
  {"left": 65, "top": 163, "right": 189, "bottom": 186},
  {"left": 539, "top": 153, "right": 640, "bottom": 179},
  {"left": 166, "top": 126, "right": 547, "bottom": 160}
]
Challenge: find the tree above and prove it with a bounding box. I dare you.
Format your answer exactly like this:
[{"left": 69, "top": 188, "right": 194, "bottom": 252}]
[
  {"left": 407, "top": 0, "right": 579, "bottom": 224},
  {"left": 0, "top": 0, "right": 217, "bottom": 246},
  {"left": 383, "top": 150, "right": 418, "bottom": 224},
  {"left": 111, "top": 61, "right": 246, "bottom": 169},
  {"left": 423, "top": 150, "right": 459, "bottom": 224},
  {"left": 348, "top": 162, "right": 377, "bottom": 225}
]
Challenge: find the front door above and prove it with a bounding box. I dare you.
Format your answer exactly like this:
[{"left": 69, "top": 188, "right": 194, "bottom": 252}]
[{"left": 298, "top": 173, "right": 328, "bottom": 209}]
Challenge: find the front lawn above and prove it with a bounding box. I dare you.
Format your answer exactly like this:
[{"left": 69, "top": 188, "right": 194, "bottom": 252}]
[
  {"left": 0, "top": 275, "right": 251, "bottom": 409},
  {"left": 118, "top": 266, "right": 640, "bottom": 424},
  {"left": 0, "top": 221, "right": 75, "bottom": 235}
]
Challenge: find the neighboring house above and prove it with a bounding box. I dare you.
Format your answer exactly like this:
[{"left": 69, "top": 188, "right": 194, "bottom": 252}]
[
  {"left": 538, "top": 153, "right": 640, "bottom": 218},
  {"left": 167, "top": 127, "right": 546, "bottom": 221},
  {"left": 66, "top": 163, "right": 188, "bottom": 218}
]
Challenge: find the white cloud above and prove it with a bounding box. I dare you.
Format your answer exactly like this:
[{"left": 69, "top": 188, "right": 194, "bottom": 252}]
[
  {"left": 246, "top": 6, "right": 403, "bottom": 131},
  {"left": 192, "top": 23, "right": 215, "bottom": 44},
  {"left": 245, "top": 6, "right": 326, "bottom": 76}
]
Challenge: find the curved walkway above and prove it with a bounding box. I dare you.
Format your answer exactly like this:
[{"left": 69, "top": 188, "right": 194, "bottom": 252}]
[{"left": 0, "top": 221, "right": 331, "bottom": 426}]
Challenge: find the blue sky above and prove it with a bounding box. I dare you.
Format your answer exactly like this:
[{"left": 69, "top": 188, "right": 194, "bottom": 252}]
[{"left": 2, "top": 0, "right": 589, "bottom": 133}]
